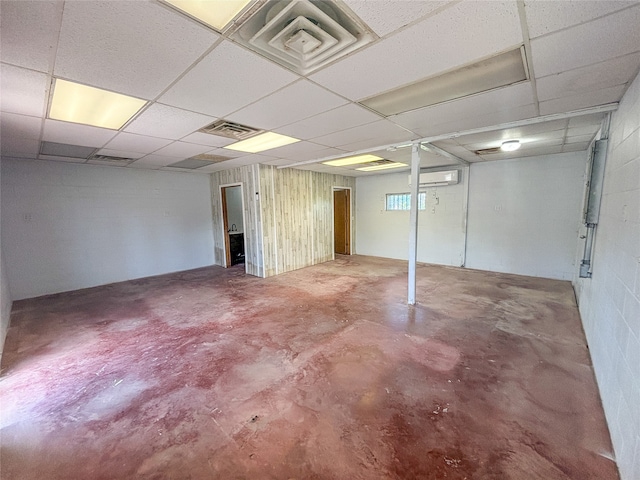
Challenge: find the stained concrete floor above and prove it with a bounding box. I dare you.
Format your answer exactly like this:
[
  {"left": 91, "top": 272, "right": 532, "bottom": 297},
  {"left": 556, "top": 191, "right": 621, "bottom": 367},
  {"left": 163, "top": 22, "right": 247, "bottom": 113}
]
[{"left": 0, "top": 255, "right": 618, "bottom": 479}]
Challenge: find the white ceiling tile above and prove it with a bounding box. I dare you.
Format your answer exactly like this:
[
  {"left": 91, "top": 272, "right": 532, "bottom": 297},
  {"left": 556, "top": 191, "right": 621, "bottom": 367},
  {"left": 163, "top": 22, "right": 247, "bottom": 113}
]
[
  {"left": 54, "top": 1, "right": 218, "bottom": 99},
  {"left": 95, "top": 148, "right": 145, "bottom": 159},
  {"left": 568, "top": 113, "right": 606, "bottom": 128},
  {"left": 0, "top": 1, "right": 64, "bottom": 72},
  {"left": 159, "top": 41, "right": 298, "bottom": 117},
  {"left": 0, "top": 113, "right": 41, "bottom": 157},
  {"left": 124, "top": 104, "right": 214, "bottom": 140},
  {"left": 463, "top": 130, "right": 565, "bottom": 151},
  {"left": 1, "top": 136, "right": 40, "bottom": 158},
  {"left": 227, "top": 80, "right": 348, "bottom": 130},
  {"left": 152, "top": 141, "right": 213, "bottom": 158},
  {"left": 412, "top": 104, "right": 537, "bottom": 138},
  {"left": 39, "top": 154, "right": 87, "bottom": 164},
  {"left": 276, "top": 103, "right": 382, "bottom": 140},
  {"left": 343, "top": 0, "right": 452, "bottom": 37},
  {"left": 472, "top": 145, "right": 564, "bottom": 162},
  {"left": 127, "top": 162, "right": 162, "bottom": 170},
  {"left": 203, "top": 148, "right": 244, "bottom": 159},
  {"left": 262, "top": 142, "right": 347, "bottom": 162},
  {"left": 536, "top": 53, "right": 640, "bottom": 101},
  {"left": 390, "top": 82, "right": 535, "bottom": 133},
  {"left": 103, "top": 132, "right": 173, "bottom": 154},
  {"left": 531, "top": 6, "right": 640, "bottom": 77},
  {"left": 130, "top": 155, "right": 183, "bottom": 168},
  {"left": 199, "top": 154, "right": 275, "bottom": 172},
  {"left": 454, "top": 119, "right": 568, "bottom": 146},
  {"left": 565, "top": 134, "right": 596, "bottom": 144},
  {"left": 563, "top": 142, "right": 592, "bottom": 152},
  {"left": 539, "top": 85, "right": 627, "bottom": 115},
  {"left": 310, "top": 1, "right": 522, "bottom": 100},
  {"left": 43, "top": 119, "right": 117, "bottom": 148},
  {"left": 525, "top": 1, "right": 636, "bottom": 39},
  {"left": 567, "top": 125, "right": 601, "bottom": 137},
  {"left": 255, "top": 158, "right": 295, "bottom": 167},
  {"left": 181, "top": 132, "right": 236, "bottom": 147},
  {"left": 312, "top": 119, "right": 414, "bottom": 149},
  {"left": 1, "top": 112, "right": 42, "bottom": 140},
  {"left": 0, "top": 64, "right": 50, "bottom": 117}
]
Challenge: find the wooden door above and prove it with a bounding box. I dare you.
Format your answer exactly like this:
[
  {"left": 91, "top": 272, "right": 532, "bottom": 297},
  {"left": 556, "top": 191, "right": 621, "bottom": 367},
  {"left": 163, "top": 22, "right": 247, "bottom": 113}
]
[{"left": 334, "top": 189, "right": 351, "bottom": 255}]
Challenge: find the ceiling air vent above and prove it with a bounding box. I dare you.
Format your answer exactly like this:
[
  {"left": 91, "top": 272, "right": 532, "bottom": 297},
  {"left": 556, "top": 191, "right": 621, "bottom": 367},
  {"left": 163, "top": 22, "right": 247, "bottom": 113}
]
[
  {"left": 231, "top": 0, "right": 377, "bottom": 75},
  {"left": 473, "top": 147, "right": 503, "bottom": 156},
  {"left": 199, "top": 120, "right": 263, "bottom": 140},
  {"left": 88, "top": 154, "right": 136, "bottom": 166},
  {"left": 39, "top": 141, "right": 96, "bottom": 159}
]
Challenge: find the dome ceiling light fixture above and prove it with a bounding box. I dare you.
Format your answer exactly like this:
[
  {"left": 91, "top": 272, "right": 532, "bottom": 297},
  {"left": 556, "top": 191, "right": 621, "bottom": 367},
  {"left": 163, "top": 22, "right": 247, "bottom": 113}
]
[{"left": 500, "top": 140, "right": 521, "bottom": 152}]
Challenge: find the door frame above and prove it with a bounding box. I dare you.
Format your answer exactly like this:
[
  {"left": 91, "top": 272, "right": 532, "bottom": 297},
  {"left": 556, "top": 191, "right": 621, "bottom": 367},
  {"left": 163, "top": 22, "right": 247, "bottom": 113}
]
[
  {"left": 219, "top": 183, "right": 246, "bottom": 271},
  {"left": 332, "top": 186, "right": 353, "bottom": 259}
]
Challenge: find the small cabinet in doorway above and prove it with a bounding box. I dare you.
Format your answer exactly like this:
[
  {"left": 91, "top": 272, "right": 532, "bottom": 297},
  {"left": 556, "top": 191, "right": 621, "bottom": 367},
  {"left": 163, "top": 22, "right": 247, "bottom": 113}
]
[{"left": 229, "top": 232, "right": 245, "bottom": 266}]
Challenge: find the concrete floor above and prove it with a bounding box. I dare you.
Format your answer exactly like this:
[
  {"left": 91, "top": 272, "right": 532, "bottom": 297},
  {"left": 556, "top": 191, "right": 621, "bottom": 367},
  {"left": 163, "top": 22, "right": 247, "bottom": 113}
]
[{"left": 0, "top": 255, "right": 617, "bottom": 479}]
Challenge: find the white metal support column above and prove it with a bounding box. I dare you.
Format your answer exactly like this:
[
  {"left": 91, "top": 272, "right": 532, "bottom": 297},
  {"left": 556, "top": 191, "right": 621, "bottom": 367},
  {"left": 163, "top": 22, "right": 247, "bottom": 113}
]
[{"left": 408, "top": 142, "right": 421, "bottom": 305}]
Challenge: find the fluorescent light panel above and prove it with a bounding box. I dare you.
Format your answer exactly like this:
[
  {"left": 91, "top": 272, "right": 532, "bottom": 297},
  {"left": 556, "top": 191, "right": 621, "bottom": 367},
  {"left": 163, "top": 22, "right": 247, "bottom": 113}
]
[
  {"left": 357, "top": 162, "right": 406, "bottom": 171},
  {"left": 224, "top": 132, "right": 300, "bottom": 153},
  {"left": 323, "top": 154, "right": 383, "bottom": 167},
  {"left": 164, "top": 0, "right": 253, "bottom": 31},
  {"left": 49, "top": 79, "right": 146, "bottom": 130},
  {"left": 361, "top": 48, "right": 528, "bottom": 116}
]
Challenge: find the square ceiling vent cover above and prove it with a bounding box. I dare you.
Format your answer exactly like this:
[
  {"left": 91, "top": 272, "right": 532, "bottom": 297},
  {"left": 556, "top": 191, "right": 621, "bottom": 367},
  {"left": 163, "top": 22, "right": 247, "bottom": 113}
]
[{"left": 231, "top": 0, "right": 377, "bottom": 75}]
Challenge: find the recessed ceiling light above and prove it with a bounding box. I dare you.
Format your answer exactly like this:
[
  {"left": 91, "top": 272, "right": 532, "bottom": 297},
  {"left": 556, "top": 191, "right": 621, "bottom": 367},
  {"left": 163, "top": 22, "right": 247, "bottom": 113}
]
[
  {"left": 361, "top": 47, "right": 528, "bottom": 116},
  {"left": 49, "top": 79, "right": 147, "bottom": 130},
  {"left": 323, "top": 154, "right": 383, "bottom": 167},
  {"left": 223, "top": 132, "right": 300, "bottom": 153},
  {"left": 356, "top": 162, "right": 407, "bottom": 172},
  {"left": 500, "top": 140, "right": 521, "bottom": 152},
  {"left": 164, "top": 0, "right": 253, "bottom": 31}
]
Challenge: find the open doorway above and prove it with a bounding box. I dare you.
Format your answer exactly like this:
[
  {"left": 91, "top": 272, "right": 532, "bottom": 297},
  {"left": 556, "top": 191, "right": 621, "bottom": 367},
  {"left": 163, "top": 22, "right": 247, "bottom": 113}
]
[
  {"left": 333, "top": 188, "right": 351, "bottom": 255},
  {"left": 221, "top": 185, "right": 245, "bottom": 268}
]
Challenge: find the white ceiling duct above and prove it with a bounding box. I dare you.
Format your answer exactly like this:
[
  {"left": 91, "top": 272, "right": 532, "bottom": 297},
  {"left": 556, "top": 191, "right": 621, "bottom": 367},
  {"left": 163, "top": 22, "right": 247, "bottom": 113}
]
[{"left": 232, "top": 0, "right": 377, "bottom": 75}]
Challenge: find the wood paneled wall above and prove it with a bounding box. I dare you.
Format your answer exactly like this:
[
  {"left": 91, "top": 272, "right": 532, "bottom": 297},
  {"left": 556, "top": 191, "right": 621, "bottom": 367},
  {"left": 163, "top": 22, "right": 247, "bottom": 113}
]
[
  {"left": 259, "top": 165, "right": 355, "bottom": 277},
  {"left": 211, "top": 164, "right": 355, "bottom": 278},
  {"left": 210, "top": 165, "right": 264, "bottom": 277}
]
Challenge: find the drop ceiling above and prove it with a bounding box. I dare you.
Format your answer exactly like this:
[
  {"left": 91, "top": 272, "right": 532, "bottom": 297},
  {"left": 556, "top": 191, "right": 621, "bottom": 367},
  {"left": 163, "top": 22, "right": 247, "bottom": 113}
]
[{"left": 1, "top": 0, "right": 639, "bottom": 176}]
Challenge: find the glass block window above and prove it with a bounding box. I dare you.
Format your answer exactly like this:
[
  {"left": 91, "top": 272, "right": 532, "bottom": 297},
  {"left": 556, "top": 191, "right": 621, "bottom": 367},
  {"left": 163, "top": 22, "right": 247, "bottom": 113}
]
[{"left": 385, "top": 192, "right": 426, "bottom": 211}]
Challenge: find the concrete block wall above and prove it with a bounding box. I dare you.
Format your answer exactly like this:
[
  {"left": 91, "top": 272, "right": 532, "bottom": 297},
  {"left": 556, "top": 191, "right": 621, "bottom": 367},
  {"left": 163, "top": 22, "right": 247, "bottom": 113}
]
[
  {"left": 466, "top": 152, "right": 587, "bottom": 280},
  {"left": 574, "top": 71, "right": 640, "bottom": 480}
]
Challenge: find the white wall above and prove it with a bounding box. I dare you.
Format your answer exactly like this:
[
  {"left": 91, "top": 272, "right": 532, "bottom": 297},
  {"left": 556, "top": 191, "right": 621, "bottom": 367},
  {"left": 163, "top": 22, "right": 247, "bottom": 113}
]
[
  {"left": 356, "top": 168, "right": 467, "bottom": 266},
  {"left": 225, "top": 186, "right": 244, "bottom": 233},
  {"left": 465, "top": 152, "right": 587, "bottom": 280},
  {"left": 1, "top": 239, "right": 12, "bottom": 358},
  {"left": 1, "top": 159, "right": 215, "bottom": 300},
  {"left": 574, "top": 72, "right": 640, "bottom": 480}
]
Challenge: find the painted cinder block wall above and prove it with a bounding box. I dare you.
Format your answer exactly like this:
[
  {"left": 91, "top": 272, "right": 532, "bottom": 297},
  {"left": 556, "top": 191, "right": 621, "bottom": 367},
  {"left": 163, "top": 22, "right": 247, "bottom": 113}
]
[
  {"left": 574, "top": 71, "right": 640, "bottom": 480},
  {"left": 355, "top": 151, "right": 587, "bottom": 281},
  {"left": 1, "top": 159, "right": 215, "bottom": 300}
]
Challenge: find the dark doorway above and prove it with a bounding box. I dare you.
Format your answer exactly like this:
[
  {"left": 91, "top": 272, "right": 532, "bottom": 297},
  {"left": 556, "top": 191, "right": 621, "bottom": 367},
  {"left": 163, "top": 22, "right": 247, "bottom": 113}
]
[{"left": 221, "top": 185, "right": 245, "bottom": 267}]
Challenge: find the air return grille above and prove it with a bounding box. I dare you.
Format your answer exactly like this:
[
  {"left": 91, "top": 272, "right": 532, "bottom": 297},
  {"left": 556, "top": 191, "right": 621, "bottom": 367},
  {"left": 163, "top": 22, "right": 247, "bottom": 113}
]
[
  {"left": 88, "top": 154, "right": 136, "bottom": 165},
  {"left": 199, "top": 120, "right": 263, "bottom": 140},
  {"left": 232, "top": 0, "right": 377, "bottom": 75}
]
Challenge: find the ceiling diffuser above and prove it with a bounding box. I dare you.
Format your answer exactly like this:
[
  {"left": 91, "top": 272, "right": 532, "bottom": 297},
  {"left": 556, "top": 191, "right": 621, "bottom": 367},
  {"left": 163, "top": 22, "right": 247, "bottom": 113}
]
[{"left": 231, "top": 0, "right": 377, "bottom": 75}]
